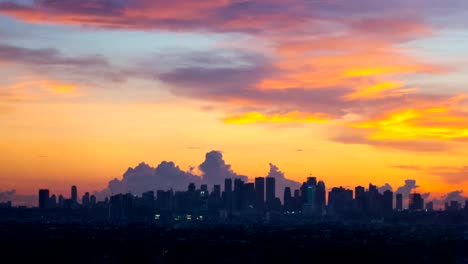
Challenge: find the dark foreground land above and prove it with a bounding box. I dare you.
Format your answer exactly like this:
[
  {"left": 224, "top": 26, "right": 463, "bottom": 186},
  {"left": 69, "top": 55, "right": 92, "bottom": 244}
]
[{"left": 1, "top": 222, "right": 467, "bottom": 264}]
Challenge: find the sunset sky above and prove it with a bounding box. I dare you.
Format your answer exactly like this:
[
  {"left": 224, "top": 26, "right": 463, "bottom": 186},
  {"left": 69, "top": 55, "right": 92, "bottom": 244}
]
[{"left": 1, "top": 0, "right": 468, "bottom": 201}]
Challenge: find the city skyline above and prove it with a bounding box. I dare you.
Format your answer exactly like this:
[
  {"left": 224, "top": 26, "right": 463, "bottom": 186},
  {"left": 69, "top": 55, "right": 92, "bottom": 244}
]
[
  {"left": 1, "top": 150, "right": 467, "bottom": 208},
  {"left": 33, "top": 173, "right": 467, "bottom": 218},
  {"left": 1, "top": 1, "right": 468, "bottom": 201},
  {"left": 1, "top": 150, "right": 464, "bottom": 210}
]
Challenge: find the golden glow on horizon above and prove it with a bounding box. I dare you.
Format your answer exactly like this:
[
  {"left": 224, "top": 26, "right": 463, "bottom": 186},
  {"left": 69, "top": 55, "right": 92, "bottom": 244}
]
[
  {"left": 353, "top": 107, "right": 468, "bottom": 140},
  {"left": 223, "top": 111, "right": 330, "bottom": 124},
  {"left": 0, "top": 101, "right": 467, "bottom": 197}
]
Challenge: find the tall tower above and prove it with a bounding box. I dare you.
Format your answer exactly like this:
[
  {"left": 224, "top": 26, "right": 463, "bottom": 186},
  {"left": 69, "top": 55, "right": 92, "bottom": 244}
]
[
  {"left": 266, "top": 177, "right": 276, "bottom": 206},
  {"left": 396, "top": 193, "right": 403, "bottom": 211},
  {"left": 39, "top": 189, "right": 50, "bottom": 209},
  {"left": 71, "top": 185, "right": 78, "bottom": 204},
  {"left": 224, "top": 178, "right": 232, "bottom": 193},
  {"left": 383, "top": 190, "right": 393, "bottom": 214},
  {"left": 255, "top": 177, "right": 265, "bottom": 210}
]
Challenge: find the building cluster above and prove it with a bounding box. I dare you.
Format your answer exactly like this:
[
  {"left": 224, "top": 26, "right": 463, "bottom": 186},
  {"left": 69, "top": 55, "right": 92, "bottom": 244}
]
[
  {"left": 39, "top": 186, "right": 97, "bottom": 209},
  {"left": 31, "top": 177, "right": 468, "bottom": 223}
]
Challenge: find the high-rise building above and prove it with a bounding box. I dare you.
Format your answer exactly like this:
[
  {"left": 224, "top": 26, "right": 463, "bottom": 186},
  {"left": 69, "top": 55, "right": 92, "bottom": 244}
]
[
  {"left": 234, "top": 178, "right": 245, "bottom": 211},
  {"left": 426, "top": 201, "right": 434, "bottom": 211},
  {"left": 212, "top": 185, "right": 221, "bottom": 199},
  {"left": 244, "top": 183, "right": 255, "bottom": 208},
  {"left": 255, "top": 177, "right": 265, "bottom": 211},
  {"left": 306, "top": 185, "right": 314, "bottom": 204},
  {"left": 58, "top": 195, "right": 64, "bottom": 208},
  {"left": 368, "top": 183, "right": 378, "bottom": 194},
  {"left": 82, "top": 192, "right": 90, "bottom": 207},
  {"left": 383, "top": 190, "right": 393, "bottom": 213},
  {"left": 315, "top": 181, "right": 326, "bottom": 214},
  {"left": 200, "top": 184, "right": 209, "bottom": 197},
  {"left": 39, "top": 189, "right": 50, "bottom": 209},
  {"left": 307, "top": 177, "right": 317, "bottom": 187},
  {"left": 90, "top": 195, "right": 97, "bottom": 206},
  {"left": 71, "top": 185, "right": 78, "bottom": 204},
  {"left": 294, "top": 189, "right": 300, "bottom": 198},
  {"left": 266, "top": 177, "right": 276, "bottom": 206},
  {"left": 409, "top": 193, "right": 424, "bottom": 211},
  {"left": 284, "top": 187, "right": 292, "bottom": 210},
  {"left": 328, "top": 187, "right": 353, "bottom": 215},
  {"left": 49, "top": 194, "right": 57, "bottom": 208},
  {"left": 224, "top": 178, "right": 233, "bottom": 211},
  {"left": 188, "top": 183, "right": 196, "bottom": 193},
  {"left": 355, "top": 186, "right": 365, "bottom": 199},
  {"left": 224, "top": 178, "right": 232, "bottom": 193},
  {"left": 396, "top": 193, "right": 403, "bottom": 211}
]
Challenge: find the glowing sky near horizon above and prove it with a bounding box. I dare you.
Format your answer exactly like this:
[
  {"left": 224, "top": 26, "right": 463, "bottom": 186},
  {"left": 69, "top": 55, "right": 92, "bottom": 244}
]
[{"left": 1, "top": 0, "right": 468, "bottom": 198}]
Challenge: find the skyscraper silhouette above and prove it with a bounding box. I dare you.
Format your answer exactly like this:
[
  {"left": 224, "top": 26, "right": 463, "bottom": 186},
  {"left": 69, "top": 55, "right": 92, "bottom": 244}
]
[
  {"left": 39, "top": 189, "right": 50, "bottom": 209},
  {"left": 383, "top": 190, "right": 393, "bottom": 214},
  {"left": 224, "top": 178, "right": 233, "bottom": 212},
  {"left": 396, "top": 193, "right": 403, "bottom": 211},
  {"left": 71, "top": 185, "right": 78, "bottom": 204},
  {"left": 266, "top": 177, "right": 275, "bottom": 207},
  {"left": 284, "top": 187, "right": 292, "bottom": 210},
  {"left": 255, "top": 177, "right": 265, "bottom": 211},
  {"left": 409, "top": 193, "right": 424, "bottom": 211},
  {"left": 315, "top": 181, "right": 326, "bottom": 215}
]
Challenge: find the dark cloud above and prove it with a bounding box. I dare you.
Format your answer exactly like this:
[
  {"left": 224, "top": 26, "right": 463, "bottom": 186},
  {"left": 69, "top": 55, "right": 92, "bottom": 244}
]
[
  {"left": 378, "top": 183, "right": 393, "bottom": 193},
  {"left": 94, "top": 151, "right": 305, "bottom": 201},
  {"left": 95, "top": 161, "right": 201, "bottom": 200},
  {"left": 395, "top": 179, "right": 420, "bottom": 209},
  {"left": 428, "top": 190, "right": 467, "bottom": 209},
  {"left": 0, "top": 189, "right": 37, "bottom": 207},
  {"left": 0, "top": 44, "right": 108, "bottom": 67},
  {"left": 266, "top": 163, "right": 301, "bottom": 200},
  {"left": 396, "top": 179, "right": 419, "bottom": 195},
  {"left": 444, "top": 190, "right": 466, "bottom": 204},
  {"left": 96, "top": 150, "right": 248, "bottom": 200},
  {"left": 199, "top": 150, "right": 247, "bottom": 186}
]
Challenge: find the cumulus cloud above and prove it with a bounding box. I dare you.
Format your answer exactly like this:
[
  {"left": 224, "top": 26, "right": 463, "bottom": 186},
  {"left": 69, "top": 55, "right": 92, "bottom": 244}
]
[
  {"left": 395, "top": 179, "right": 420, "bottom": 208},
  {"left": 95, "top": 161, "right": 200, "bottom": 200},
  {"left": 199, "top": 150, "right": 247, "bottom": 186},
  {"left": 444, "top": 190, "right": 466, "bottom": 204},
  {"left": 266, "top": 163, "right": 301, "bottom": 200},
  {"left": 378, "top": 183, "right": 393, "bottom": 193},
  {"left": 427, "top": 190, "right": 467, "bottom": 209},
  {"left": 94, "top": 151, "right": 305, "bottom": 202},
  {"left": 396, "top": 179, "right": 419, "bottom": 196},
  {"left": 95, "top": 150, "right": 249, "bottom": 200}
]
